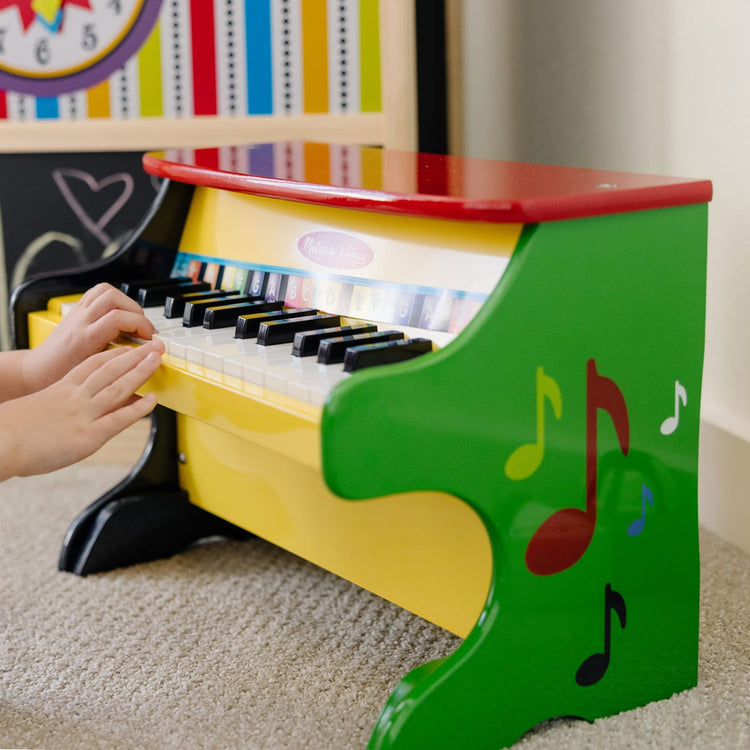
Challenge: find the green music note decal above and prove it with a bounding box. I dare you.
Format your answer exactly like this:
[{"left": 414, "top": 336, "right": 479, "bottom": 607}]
[{"left": 505, "top": 366, "right": 562, "bottom": 481}]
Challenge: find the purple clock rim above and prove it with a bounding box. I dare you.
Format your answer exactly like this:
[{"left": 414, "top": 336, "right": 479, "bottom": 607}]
[{"left": 0, "top": 0, "right": 163, "bottom": 97}]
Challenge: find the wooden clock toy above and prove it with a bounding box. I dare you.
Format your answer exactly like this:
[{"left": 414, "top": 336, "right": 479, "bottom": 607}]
[{"left": 0, "top": 0, "right": 161, "bottom": 96}]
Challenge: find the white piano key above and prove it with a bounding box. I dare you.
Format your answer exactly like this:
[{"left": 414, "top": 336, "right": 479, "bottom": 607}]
[
  {"left": 142, "top": 306, "right": 185, "bottom": 332},
  {"left": 287, "top": 364, "right": 350, "bottom": 406},
  {"left": 142, "top": 305, "right": 167, "bottom": 321},
  {"left": 147, "top": 312, "right": 382, "bottom": 407},
  {"left": 185, "top": 328, "right": 246, "bottom": 367},
  {"left": 154, "top": 326, "right": 215, "bottom": 360}
]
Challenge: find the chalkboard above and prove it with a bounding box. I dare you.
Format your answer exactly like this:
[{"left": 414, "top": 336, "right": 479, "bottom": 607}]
[{"left": 0, "top": 151, "right": 161, "bottom": 349}]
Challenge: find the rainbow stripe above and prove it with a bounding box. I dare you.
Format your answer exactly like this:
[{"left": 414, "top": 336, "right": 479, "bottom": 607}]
[
  {"left": 138, "top": 18, "right": 163, "bottom": 116},
  {"left": 301, "top": 0, "right": 327, "bottom": 113},
  {"left": 0, "top": 0, "right": 381, "bottom": 122},
  {"left": 245, "top": 0, "right": 273, "bottom": 114},
  {"left": 190, "top": 0, "right": 218, "bottom": 116}
]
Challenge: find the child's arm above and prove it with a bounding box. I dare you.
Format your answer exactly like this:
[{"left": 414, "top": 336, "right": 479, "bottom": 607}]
[{"left": 0, "top": 341, "right": 163, "bottom": 480}]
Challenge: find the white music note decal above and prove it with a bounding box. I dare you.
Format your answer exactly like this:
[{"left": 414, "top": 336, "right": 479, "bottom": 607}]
[{"left": 660, "top": 380, "right": 687, "bottom": 435}]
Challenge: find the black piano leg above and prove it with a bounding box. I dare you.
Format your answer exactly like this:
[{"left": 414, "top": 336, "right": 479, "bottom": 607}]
[{"left": 59, "top": 405, "right": 249, "bottom": 576}]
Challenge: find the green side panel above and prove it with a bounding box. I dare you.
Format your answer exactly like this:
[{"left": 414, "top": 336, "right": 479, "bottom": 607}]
[{"left": 321, "top": 203, "right": 708, "bottom": 749}]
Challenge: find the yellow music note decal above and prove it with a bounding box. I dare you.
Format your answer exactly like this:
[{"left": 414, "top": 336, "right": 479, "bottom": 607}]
[{"left": 505, "top": 366, "right": 562, "bottom": 481}]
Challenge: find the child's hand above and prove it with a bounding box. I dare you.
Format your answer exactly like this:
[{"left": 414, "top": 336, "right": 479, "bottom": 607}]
[
  {"left": 23, "top": 283, "right": 159, "bottom": 395},
  {"left": 0, "top": 340, "right": 163, "bottom": 480}
]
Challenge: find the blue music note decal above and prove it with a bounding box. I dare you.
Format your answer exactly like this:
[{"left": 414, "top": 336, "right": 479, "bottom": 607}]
[{"left": 628, "top": 484, "right": 654, "bottom": 537}]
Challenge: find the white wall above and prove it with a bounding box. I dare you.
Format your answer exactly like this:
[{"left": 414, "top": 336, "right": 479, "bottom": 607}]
[{"left": 456, "top": 0, "right": 750, "bottom": 552}]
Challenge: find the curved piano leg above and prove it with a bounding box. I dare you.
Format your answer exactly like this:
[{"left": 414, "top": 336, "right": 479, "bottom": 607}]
[{"left": 59, "top": 405, "right": 249, "bottom": 576}]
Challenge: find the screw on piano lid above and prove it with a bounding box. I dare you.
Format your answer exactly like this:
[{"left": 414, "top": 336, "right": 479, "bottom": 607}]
[
  {"left": 178, "top": 452, "right": 187, "bottom": 464},
  {"left": 594, "top": 183, "right": 619, "bottom": 189}
]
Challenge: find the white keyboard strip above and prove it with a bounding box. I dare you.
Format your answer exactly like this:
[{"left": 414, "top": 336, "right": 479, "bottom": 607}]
[{"left": 147, "top": 308, "right": 351, "bottom": 406}]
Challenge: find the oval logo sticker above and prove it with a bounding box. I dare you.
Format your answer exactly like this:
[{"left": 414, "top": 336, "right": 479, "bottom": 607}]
[{"left": 297, "top": 231, "right": 374, "bottom": 270}]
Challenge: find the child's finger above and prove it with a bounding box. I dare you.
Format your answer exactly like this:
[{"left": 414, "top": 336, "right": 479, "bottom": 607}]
[
  {"left": 89, "top": 309, "right": 159, "bottom": 343},
  {"left": 88, "top": 346, "right": 162, "bottom": 410},
  {"left": 82, "top": 283, "right": 145, "bottom": 318},
  {"left": 65, "top": 346, "right": 132, "bottom": 386},
  {"left": 93, "top": 392, "right": 159, "bottom": 443}
]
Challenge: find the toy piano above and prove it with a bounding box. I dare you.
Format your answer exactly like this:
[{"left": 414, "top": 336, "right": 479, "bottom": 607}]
[{"left": 11, "top": 142, "right": 712, "bottom": 748}]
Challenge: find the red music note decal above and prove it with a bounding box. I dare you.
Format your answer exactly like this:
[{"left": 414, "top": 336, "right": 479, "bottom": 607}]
[{"left": 525, "top": 359, "right": 630, "bottom": 576}]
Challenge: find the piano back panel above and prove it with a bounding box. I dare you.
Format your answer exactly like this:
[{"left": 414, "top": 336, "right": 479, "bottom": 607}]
[
  {"left": 321, "top": 201, "right": 708, "bottom": 746},
  {"left": 13, "top": 179, "right": 193, "bottom": 348}
]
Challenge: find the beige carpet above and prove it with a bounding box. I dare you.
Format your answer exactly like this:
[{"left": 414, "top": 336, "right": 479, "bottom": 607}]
[{"left": 1, "top": 450, "right": 749, "bottom": 749}]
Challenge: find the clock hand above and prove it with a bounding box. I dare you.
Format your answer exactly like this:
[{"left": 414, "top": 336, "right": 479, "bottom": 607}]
[{"left": 31, "top": 0, "right": 62, "bottom": 26}]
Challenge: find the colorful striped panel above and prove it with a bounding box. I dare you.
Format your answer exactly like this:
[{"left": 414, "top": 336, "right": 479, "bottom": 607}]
[
  {"left": 170, "top": 251, "right": 489, "bottom": 335},
  {"left": 0, "top": 0, "right": 381, "bottom": 122}
]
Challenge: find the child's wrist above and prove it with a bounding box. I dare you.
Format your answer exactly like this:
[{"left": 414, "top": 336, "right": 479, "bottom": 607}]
[
  {"left": 19, "top": 346, "right": 46, "bottom": 395},
  {"left": 0, "top": 411, "right": 21, "bottom": 481}
]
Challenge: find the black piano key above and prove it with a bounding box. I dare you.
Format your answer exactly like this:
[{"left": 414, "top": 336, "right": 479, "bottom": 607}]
[
  {"left": 317, "top": 330, "right": 405, "bottom": 365},
  {"left": 120, "top": 277, "right": 190, "bottom": 299},
  {"left": 257, "top": 314, "right": 342, "bottom": 346},
  {"left": 292, "top": 324, "right": 378, "bottom": 357},
  {"left": 138, "top": 281, "right": 211, "bottom": 308},
  {"left": 165, "top": 289, "right": 240, "bottom": 318},
  {"left": 234, "top": 307, "right": 318, "bottom": 340},
  {"left": 183, "top": 295, "right": 262, "bottom": 327},
  {"left": 343, "top": 338, "right": 433, "bottom": 372},
  {"left": 203, "top": 300, "right": 284, "bottom": 329}
]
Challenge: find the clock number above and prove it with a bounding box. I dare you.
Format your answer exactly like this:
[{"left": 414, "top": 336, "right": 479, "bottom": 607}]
[
  {"left": 82, "top": 24, "right": 98, "bottom": 52},
  {"left": 0, "top": 29, "right": 6, "bottom": 55},
  {"left": 108, "top": 0, "right": 124, "bottom": 13},
  {"left": 35, "top": 38, "right": 51, "bottom": 66}
]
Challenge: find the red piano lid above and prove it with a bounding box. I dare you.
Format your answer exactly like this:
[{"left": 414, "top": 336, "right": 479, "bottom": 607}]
[{"left": 143, "top": 142, "right": 712, "bottom": 224}]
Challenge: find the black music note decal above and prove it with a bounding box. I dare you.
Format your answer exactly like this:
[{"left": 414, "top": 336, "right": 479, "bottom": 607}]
[
  {"left": 576, "top": 583, "right": 627, "bottom": 687},
  {"left": 628, "top": 484, "right": 654, "bottom": 537},
  {"left": 660, "top": 380, "right": 687, "bottom": 435},
  {"left": 525, "top": 359, "right": 630, "bottom": 575}
]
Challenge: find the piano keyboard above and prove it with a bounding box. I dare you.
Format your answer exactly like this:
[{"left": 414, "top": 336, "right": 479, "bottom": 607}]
[{"left": 62, "top": 278, "right": 438, "bottom": 409}]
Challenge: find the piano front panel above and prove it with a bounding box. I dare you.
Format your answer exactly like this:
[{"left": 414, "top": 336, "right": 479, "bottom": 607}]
[
  {"left": 25, "top": 184, "right": 520, "bottom": 636},
  {"left": 178, "top": 417, "right": 491, "bottom": 637}
]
